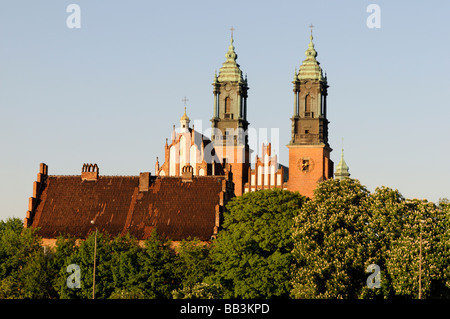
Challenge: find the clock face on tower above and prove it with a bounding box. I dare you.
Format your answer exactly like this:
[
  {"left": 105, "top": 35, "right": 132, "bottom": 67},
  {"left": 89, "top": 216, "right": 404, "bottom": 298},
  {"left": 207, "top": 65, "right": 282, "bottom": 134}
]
[{"left": 298, "top": 158, "right": 314, "bottom": 173}]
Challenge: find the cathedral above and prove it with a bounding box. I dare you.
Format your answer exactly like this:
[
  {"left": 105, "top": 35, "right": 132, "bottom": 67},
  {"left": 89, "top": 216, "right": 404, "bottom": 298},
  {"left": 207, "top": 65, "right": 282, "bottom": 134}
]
[{"left": 24, "top": 29, "right": 350, "bottom": 245}]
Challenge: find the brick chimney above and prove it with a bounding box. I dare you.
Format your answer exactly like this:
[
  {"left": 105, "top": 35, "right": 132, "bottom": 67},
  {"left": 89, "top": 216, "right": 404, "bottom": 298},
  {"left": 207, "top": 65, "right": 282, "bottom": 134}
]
[
  {"left": 81, "top": 163, "right": 99, "bottom": 181},
  {"left": 181, "top": 165, "right": 193, "bottom": 182},
  {"left": 139, "top": 172, "right": 151, "bottom": 192}
]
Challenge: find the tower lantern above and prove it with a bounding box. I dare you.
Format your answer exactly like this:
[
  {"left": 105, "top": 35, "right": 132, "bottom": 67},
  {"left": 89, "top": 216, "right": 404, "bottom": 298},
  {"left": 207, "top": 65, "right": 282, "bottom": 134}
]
[{"left": 287, "top": 28, "right": 334, "bottom": 198}]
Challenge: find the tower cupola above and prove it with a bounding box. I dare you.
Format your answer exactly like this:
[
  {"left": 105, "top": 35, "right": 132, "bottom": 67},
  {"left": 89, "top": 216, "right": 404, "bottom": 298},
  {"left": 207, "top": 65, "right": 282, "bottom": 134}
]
[
  {"left": 180, "top": 107, "right": 190, "bottom": 133},
  {"left": 335, "top": 147, "right": 350, "bottom": 180}
]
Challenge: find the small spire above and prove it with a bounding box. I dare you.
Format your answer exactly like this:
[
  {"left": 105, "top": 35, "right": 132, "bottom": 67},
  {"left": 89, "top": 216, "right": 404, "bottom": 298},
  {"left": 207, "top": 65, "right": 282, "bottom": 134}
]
[
  {"left": 227, "top": 37, "right": 237, "bottom": 60},
  {"left": 180, "top": 96, "right": 190, "bottom": 122},
  {"left": 182, "top": 96, "right": 189, "bottom": 107},
  {"left": 340, "top": 138, "right": 345, "bottom": 162},
  {"left": 155, "top": 156, "right": 160, "bottom": 176},
  {"left": 309, "top": 23, "right": 314, "bottom": 40},
  {"left": 201, "top": 141, "right": 205, "bottom": 160},
  {"left": 180, "top": 106, "right": 190, "bottom": 121},
  {"left": 298, "top": 25, "right": 322, "bottom": 81},
  {"left": 180, "top": 102, "right": 190, "bottom": 133},
  {"left": 304, "top": 24, "right": 317, "bottom": 58},
  {"left": 217, "top": 27, "right": 243, "bottom": 82},
  {"left": 335, "top": 138, "right": 350, "bottom": 180}
]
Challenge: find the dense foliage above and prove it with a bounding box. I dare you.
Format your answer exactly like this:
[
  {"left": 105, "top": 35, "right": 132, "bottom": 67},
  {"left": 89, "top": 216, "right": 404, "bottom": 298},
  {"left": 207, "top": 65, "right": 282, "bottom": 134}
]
[
  {"left": 0, "top": 180, "right": 448, "bottom": 299},
  {"left": 291, "top": 179, "right": 449, "bottom": 299},
  {"left": 207, "top": 189, "right": 307, "bottom": 298}
]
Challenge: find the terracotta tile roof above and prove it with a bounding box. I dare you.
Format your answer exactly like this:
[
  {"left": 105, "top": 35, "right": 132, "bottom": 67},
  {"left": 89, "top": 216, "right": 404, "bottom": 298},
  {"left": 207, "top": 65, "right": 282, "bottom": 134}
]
[{"left": 29, "top": 174, "right": 227, "bottom": 241}]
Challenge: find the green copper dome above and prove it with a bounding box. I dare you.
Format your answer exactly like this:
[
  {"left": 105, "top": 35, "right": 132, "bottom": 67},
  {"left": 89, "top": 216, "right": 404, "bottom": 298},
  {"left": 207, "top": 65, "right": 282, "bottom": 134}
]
[
  {"left": 217, "top": 35, "right": 244, "bottom": 83},
  {"left": 298, "top": 34, "right": 324, "bottom": 81},
  {"left": 335, "top": 148, "right": 350, "bottom": 180}
]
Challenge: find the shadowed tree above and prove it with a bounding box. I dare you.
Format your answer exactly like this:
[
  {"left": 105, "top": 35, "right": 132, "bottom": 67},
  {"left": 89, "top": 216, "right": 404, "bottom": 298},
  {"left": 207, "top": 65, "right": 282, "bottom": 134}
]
[{"left": 210, "top": 189, "right": 307, "bottom": 298}]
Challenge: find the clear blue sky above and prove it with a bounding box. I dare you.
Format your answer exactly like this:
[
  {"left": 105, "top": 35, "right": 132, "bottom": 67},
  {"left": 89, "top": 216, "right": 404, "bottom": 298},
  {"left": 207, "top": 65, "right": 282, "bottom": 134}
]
[{"left": 1, "top": 0, "right": 449, "bottom": 221}]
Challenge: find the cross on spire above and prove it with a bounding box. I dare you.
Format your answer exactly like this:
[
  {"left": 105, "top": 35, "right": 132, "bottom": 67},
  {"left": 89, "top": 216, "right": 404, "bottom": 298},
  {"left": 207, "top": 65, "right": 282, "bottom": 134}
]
[
  {"left": 182, "top": 96, "right": 189, "bottom": 107},
  {"left": 309, "top": 23, "right": 314, "bottom": 35},
  {"left": 230, "top": 26, "right": 235, "bottom": 38}
]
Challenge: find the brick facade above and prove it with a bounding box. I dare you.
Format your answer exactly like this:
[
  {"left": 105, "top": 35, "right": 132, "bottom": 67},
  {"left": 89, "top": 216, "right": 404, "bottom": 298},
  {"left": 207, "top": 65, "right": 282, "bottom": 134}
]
[{"left": 287, "top": 145, "right": 333, "bottom": 198}]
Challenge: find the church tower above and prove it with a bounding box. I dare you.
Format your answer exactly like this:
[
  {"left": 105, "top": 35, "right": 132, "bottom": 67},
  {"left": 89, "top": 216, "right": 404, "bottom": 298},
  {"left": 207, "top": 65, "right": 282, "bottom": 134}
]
[
  {"left": 211, "top": 30, "right": 250, "bottom": 196},
  {"left": 287, "top": 29, "right": 334, "bottom": 198}
]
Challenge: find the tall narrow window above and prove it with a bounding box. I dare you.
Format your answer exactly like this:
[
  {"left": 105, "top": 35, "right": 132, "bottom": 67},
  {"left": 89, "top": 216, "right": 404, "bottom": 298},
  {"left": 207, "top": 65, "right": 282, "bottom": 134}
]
[
  {"left": 169, "top": 146, "right": 176, "bottom": 176},
  {"left": 320, "top": 95, "right": 323, "bottom": 115},
  {"left": 190, "top": 145, "right": 197, "bottom": 175},
  {"left": 179, "top": 136, "right": 186, "bottom": 176},
  {"left": 225, "top": 97, "right": 231, "bottom": 114},
  {"left": 305, "top": 95, "right": 311, "bottom": 113}
]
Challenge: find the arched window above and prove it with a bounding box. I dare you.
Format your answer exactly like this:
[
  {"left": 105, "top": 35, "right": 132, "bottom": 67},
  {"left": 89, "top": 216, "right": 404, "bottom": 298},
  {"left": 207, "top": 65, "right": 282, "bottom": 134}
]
[
  {"left": 305, "top": 95, "right": 311, "bottom": 113},
  {"left": 270, "top": 164, "right": 276, "bottom": 186},
  {"left": 225, "top": 97, "right": 231, "bottom": 114},
  {"left": 169, "top": 146, "right": 176, "bottom": 176},
  {"left": 179, "top": 136, "right": 186, "bottom": 176},
  {"left": 190, "top": 145, "right": 197, "bottom": 175},
  {"left": 258, "top": 167, "right": 262, "bottom": 186}
]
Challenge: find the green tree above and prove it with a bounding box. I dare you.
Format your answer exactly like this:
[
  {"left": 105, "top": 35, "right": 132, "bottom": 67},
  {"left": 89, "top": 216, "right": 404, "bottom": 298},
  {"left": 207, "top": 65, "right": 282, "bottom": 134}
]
[
  {"left": 172, "top": 282, "right": 223, "bottom": 299},
  {"left": 17, "top": 249, "right": 56, "bottom": 298},
  {"left": 291, "top": 181, "right": 449, "bottom": 299},
  {"left": 134, "top": 229, "right": 176, "bottom": 298},
  {"left": 108, "top": 233, "right": 145, "bottom": 299},
  {"left": 0, "top": 218, "right": 53, "bottom": 298},
  {"left": 57, "top": 231, "right": 114, "bottom": 299},
  {"left": 171, "top": 238, "right": 215, "bottom": 298},
  {"left": 360, "top": 186, "right": 408, "bottom": 298},
  {"left": 385, "top": 199, "right": 449, "bottom": 298},
  {"left": 291, "top": 178, "right": 370, "bottom": 298},
  {"left": 52, "top": 235, "right": 81, "bottom": 298},
  {"left": 361, "top": 191, "right": 449, "bottom": 299},
  {"left": 0, "top": 217, "right": 23, "bottom": 234},
  {"left": 173, "top": 238, "right": 213, "bottom": 289},
  {"left": 210, "top": 188, "right": 307, "bottom": 298}
]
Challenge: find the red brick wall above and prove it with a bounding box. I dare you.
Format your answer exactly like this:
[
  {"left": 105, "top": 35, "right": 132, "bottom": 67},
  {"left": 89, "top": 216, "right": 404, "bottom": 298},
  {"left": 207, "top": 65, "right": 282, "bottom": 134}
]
[
  {"left": 214, "top": 145, "right": 250, "bottom": 197},
  {"left": 287, "top": 146, "right": 333, "bottom": 198}
]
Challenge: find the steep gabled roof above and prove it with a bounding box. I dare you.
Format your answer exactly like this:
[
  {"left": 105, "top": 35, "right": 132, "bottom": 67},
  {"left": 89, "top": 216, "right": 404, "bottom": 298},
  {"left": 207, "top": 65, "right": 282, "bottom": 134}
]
[{"left": 26, "top": 165, "right": 232, "bottom": 241}]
